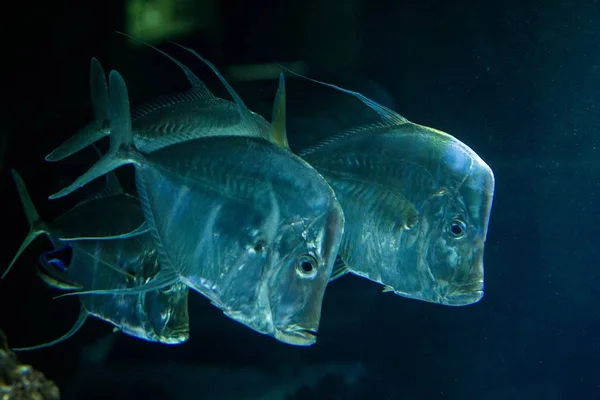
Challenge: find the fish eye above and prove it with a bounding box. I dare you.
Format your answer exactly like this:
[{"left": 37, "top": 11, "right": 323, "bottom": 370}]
[
  {"left": 448, "top": 219, "right": 467, "bottom": 238},
  {"left": 252, "top": 239, "right": 266, "bottom": 254},
  {"left": 295, "top": 255, "right": 318, "bottom": 278}
]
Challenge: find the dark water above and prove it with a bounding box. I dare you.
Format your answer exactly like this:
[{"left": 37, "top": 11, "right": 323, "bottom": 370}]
[{"left": 1, "top": 0, "right": 598, "bottom": 399}]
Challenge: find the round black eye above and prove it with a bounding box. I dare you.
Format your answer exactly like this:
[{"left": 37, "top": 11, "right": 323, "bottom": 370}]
[
  {"left": 448, "top": 220, "right": 467, "bottom": 238},
  {"left": 253, "top": 240, "right": 266, "bottom": 253},
  {"left": 296, "top": 255, "right": 318, "bottom": 277}
]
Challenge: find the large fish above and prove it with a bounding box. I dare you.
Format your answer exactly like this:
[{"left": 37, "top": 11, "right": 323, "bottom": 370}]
[
  {"left": 8, "top": 170, "right": 189, "bottom": 351},
  {"left": 297, "top": 75, "right": 495, "bottom": 306},
  {"left": 45, "top": 36, "right": 273, "bottom": 162},
  {"left": 50, "top": 69, "right": 345, "bottom": 346}
]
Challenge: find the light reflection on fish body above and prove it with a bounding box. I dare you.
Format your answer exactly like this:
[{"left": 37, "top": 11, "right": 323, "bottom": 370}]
[
  {"left": 51, "top": 69, "right": 345, "bottom": 346},
  {"left": 128, "top": 93, "right": 272, "bottom": 153},
  {"left": 135, "top": 134, "right": 344, "bottom": 346},
  {"left": 6, "top": 170, "right": 188, "bottom": 350},
  {"left": 40, "top": 234, "right": 189, "bottom": 344},
  {"left": 45, "top": 40, "right": 272, "bottom": 162},
  {"left": 298, "top": 77, "right": 494, "bottom": 307}
]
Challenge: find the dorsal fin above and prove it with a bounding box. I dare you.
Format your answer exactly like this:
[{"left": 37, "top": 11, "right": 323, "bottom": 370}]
[
  {"left": 280, "top": 65, "right": 409, "bottom": 125},
  {"left": 115, "top": 31, "right": 214, "bottom": 99},
  {"left": 44, "top": 58, "right": 110, "bottom": 162},
  {"left": 170, "top": 42, "right": 262, "bottom": 134},
  {"left": 90, "top": 57, "right": 109, "bottom": 123},
  {"left": 270, "top": 73, "right": 290, "bottom": 150}
]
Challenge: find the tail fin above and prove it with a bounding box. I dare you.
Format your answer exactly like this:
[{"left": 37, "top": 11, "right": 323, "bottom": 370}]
[
  {"left": 3, "top": 170, "right": 51, "bottom": 279},
  {"left": 12, "top": 307, "right": 89, "bottom": 352},
  {"left": 45, "top": 57, "right": 111, "bottom": 162},
  {"left": 49, "top": 70, "right": 138, "bottom": 200}
]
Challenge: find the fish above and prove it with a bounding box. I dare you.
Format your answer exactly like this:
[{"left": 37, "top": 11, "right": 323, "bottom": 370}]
[
  {"left": 2, "top": 165, "right": 147, "bottom": 279},
  {"left": 295, "top": 73, "right": 495, "bottom": 306},
  {"left": 27, "top": 233, "right": 190, "bottom": 350},
  {"left": 8, "top": 170, "right": 189, "bottom": 350},
  {"left": 49, "top": 68, "right": 345, "bottom": 346},
  {"left": 44, "top": 34, "right": 274, "bottom": 162}
]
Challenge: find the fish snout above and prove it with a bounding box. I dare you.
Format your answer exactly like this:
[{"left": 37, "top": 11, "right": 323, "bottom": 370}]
[{"left": 441, "top": 280, "right": 484, "bottom": 306}]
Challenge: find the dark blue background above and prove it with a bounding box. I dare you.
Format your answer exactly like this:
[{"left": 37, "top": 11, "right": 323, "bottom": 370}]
[{"left": 1, "top": 0, "right": 598, "bottom": 398}]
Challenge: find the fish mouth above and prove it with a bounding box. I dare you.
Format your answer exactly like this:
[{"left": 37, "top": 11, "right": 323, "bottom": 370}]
[
  {"left": 442, "top": 289, "right": 484, "bottom": 306},
  {"left": 274, "top": 328, "right": 317, "bottom": 346}
]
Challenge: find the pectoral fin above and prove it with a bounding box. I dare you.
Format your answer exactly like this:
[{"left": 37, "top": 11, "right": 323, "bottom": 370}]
[{"left": 53, "top": 269, "right": 180, "bottom": 299}]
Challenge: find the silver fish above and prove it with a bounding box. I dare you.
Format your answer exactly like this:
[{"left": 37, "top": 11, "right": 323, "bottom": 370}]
[
  {"left": 32, "top": 234, "right": 189, "bottom": 348},
  {"left": 8, "top": 171, "right": 188, "bottom": 351},
  {"left": 298, "top": 74, "right": 495, "bottom": 306},
  {"left": 45, "top": 36, "right": 272, "bottom": 162},
  {"left": 50, "top": 70, "right": 344, "bottom": 346}
]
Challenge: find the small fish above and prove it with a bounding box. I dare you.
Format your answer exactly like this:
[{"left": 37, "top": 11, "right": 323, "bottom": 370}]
[
  {"left": 50, "top": 68, "right": 344, "bottom": 346},
  {"left": 45, "top": 34, "right": 273, "bottom": 162},
  {"left": 2, "top": 168, "right": 147, "bottom": 279},
  {"left": 10, "top": 173, "right": 189, "bottom": 351},
  {"left": 297, "top": 73, "right": 495, "bottom": 306}
]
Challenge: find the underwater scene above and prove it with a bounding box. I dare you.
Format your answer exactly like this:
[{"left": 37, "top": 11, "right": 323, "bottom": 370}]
[{"left": 0, "top": 0, "right": 598, "bottom": 398}]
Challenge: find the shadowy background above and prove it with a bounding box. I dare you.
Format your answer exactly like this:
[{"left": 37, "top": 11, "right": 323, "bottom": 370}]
[{"left": 1, "top": 0, "right": 598, "bottom": 398}]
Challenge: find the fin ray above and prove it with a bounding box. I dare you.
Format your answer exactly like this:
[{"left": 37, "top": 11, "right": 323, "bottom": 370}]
[
  {"left": 270, "top": 73, "right": 290, "bottom": 149},
  {"left": 45, "top": 58, "right": 110, "bottom": 162},
  {"left": 170, "top": 42, "right": 261, "bottom": 134},
  {"left": 13, "top": 308, "right": 88, "bottom": 351},
  {"left": 53, "top": 269, "right": 179, "bottom": 298},
  {"left": 49, "top": 70, "right": 137, "bottom": 200},
  {"left": 329, "top": 256, "right": 350, "bottom": 282},
  {"left": 280, "top": 65, "right": 409, "bottom": 125},
  {"left": 115, "top": 31, "right": 213, "bottom": 99},
  {"left": 3, "top": 170, "right": 50, "bottom": 279}
]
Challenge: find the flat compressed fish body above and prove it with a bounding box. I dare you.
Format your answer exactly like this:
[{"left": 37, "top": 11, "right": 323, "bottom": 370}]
[
  {"left": 48, "top": 66, "right": 344, "bottom": 346},
  {"left": 130, "top": 96, "right": 272, "bottom": 153},
  {"left": 46, "top": 42, "right": 273, "bottom": 161},
  {"left": 136, "top": 134, "right": 343, "bottom": 344},
  {"left": 67, "top": 234, "right": 189, "bottom": 344},
  {"left": 303, "top": 122, "right": 494, "bottom": 306},
  {"left": 50, "top": 193, "right": 146, "bottom": 240},
  {"left": 6, "top": 169, "right": 188, "bottom": 350}
]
